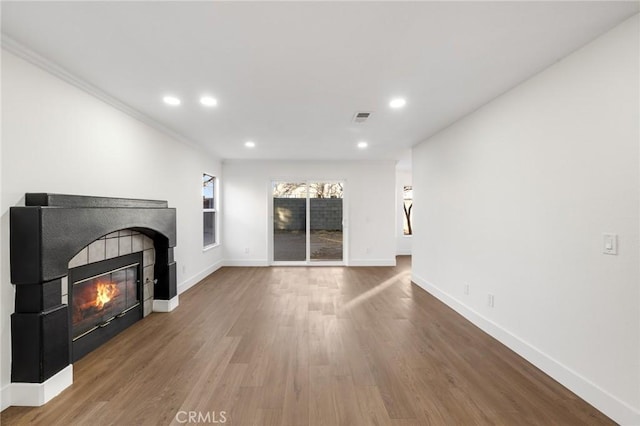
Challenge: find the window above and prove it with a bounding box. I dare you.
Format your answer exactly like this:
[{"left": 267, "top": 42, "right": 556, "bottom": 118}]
[
  {"left": 203, "top": 174, "right": 217, "bottom": 248},
  {"left": 403, "top": 185, "right": 413, "bottom": 236}
]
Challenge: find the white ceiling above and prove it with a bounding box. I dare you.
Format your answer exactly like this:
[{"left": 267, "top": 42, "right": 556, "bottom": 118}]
[{"left": 2, "top": 2, "right": 638, "bottom": 162}]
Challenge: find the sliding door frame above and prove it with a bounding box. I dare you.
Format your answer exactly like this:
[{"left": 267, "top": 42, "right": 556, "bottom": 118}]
[{"left": 269, "top": 179, "right": 348, "bottom": 266}]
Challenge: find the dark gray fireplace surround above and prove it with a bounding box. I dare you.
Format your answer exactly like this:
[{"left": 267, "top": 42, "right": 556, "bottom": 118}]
[{"left": 10, "top": 193, "right": 177, "bottom": 385}]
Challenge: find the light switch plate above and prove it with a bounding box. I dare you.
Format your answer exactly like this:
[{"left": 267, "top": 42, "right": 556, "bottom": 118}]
[{"left": 603, "top": 233, "right": 618, "bottom": 255}]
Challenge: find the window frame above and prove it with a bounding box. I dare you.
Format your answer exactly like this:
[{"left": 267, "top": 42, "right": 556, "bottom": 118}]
[
  {"left": 402, "top": 185, "right": 413, "bottom": 236},
  {"left": 203, "top": 173, "right": 219, "bottom": 250}
]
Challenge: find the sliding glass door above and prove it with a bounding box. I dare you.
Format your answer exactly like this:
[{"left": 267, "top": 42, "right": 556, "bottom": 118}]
[
  {"left": 273, "top": 182, "right": 307, "bottom": 261},
  {"left": 309, "top": 182, "right": 343, "bottom": 261},
  {"left": 272, "top": 181, "right": 344, "bottom": 264}
]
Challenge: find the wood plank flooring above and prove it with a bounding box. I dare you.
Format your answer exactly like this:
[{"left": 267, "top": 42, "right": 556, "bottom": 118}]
[{"left": 1, "top": 257, "right": 613, "bottom": 425}]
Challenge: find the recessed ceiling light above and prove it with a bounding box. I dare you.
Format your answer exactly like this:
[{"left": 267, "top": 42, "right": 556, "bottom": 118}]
[
  {"left": 245, "top": 141, "right": 256, "bottom": 148},
  {"left": 389, "top": 98, "right": 406, "bottom": 109},
  {"left": 200, "top": 96, "right": 218, "bottom": 107},
  {"left": 357, "top": 141, "right": 368, "bottom": 149},
  {"left": 163, "top": 95, "right": 181, "bottom": 106}
]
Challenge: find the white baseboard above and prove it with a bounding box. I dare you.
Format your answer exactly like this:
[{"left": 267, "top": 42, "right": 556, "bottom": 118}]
[
  {"left": 224, "top": 259, "right": 269, "bottom": 267},
  {"left": 411, "top": 273, "right": 640, "bottom": 426},
  {"left": 348, "top": 259, "right": 397, "bottom": 267},
  {"left": 177, "top": 260, "right": 224, "bottom": 295},
  {"left": 6, "top": 365, "right": 73, "bottom": 408},
  {"left": 224, "top": 259, "right": 398, "bottom": 267},
  {"left": 1, "top": 383, "right": 11, "bottom": 411},
  {"left": 153, "top": 295, "right": 179, "bottom": 312}
]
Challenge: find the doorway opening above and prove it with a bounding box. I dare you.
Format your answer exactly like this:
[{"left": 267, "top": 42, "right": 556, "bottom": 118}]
[{"left": 271, "top": 181, "right": 345, "bottom": 265}]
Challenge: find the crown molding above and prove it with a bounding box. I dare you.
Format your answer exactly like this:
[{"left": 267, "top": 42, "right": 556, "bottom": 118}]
[{"left": 1, "top": 34, "right": 203, "bottom": 152}]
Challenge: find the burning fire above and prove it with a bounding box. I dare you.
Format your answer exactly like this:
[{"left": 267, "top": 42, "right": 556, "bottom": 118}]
[{"left": 94, "top": 282, "right": 120, "bottom": 309}]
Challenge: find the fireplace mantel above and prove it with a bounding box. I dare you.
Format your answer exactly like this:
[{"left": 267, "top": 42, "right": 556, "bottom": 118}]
[
  {"left": 11, "top": 193, "right": 176, "bottom": 285},
  {"left": 9, "top": 193, "right": 178, "bottom": 400}
]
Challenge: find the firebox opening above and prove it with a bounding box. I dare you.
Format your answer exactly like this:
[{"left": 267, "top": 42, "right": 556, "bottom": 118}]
[
  {"left": 68, "top": 252, "right": 144, "bottom": 361},
  {"left": 72, "top": 263, "right": 140, "bottom": 341}
]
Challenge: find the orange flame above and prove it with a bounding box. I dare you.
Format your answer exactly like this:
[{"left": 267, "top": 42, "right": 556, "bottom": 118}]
[{"left": 94, "top": 282, "right": 119, "bottom": 309}]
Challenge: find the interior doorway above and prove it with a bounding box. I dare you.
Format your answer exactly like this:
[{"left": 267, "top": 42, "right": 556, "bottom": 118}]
[{"left": 271, "top": 181, "right": 345, "bottom": 264}]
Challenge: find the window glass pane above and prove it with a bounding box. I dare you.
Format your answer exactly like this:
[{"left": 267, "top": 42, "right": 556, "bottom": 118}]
[
  {"left": 204, "top": 211, "right": 216, "bottom": 247},
  {"left": 273, "top": 182, "right": 307, "bottom": 261},
  {"left": 203, "top": 173, "right": 216, "bottom": 247},
  {"left": 403, "top": 185, "right": 413, "bottom": 235},
  {"left": 203, "top": 174, "right": 215, "bottom": 209},
  {"left": 310, "top": 183, "right": 343, "bottom": 261}
]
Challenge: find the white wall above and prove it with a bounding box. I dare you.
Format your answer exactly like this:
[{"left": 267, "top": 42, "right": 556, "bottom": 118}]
[
  {"left": 0, "top": 47, "right": 4, "bottom": 411},
  {"left": 1, "top": 50, "right": 223, "bottom": 409},
  {"left": 412, "top": 15, "right": 639, "bottom": 424},
  {"left": 395, "top": 168, "right": 412, "bottom": 255},
  {"left": 222, "top": 160, "right": 396, "bottom": 266}
]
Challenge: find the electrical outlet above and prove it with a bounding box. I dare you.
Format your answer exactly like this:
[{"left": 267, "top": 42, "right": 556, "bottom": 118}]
[
  {"left": 464, "top": 283, "right": 470, "bottom": 295},
  {"left": 244, "top": 247, "right": 250, "bottom": 254},
  {"left": 487, "top": 294, "right": 495, "bottom": 308},
  {"left": 366, "top": 247, "right": 371, "bottom": 254}
]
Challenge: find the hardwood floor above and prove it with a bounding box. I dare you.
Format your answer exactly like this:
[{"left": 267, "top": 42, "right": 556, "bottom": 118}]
[{"left": 2, "top": 257, "right": 613, "bottom": 425}]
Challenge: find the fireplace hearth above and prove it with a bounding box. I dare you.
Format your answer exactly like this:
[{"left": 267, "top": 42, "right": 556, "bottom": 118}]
[{"left": 10, "top": 193, "right": 177, "bottom": 392}]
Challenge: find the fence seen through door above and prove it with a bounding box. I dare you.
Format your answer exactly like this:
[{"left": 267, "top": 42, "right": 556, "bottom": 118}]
[{"left": 273, "top": 181, "right": 344, "bottom": 263}]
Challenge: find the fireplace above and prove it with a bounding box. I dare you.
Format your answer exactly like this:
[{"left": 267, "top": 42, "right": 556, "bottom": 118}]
[
  {"left": 68, "top": 252, "right": 143, "bottom": 361},
  {"left": 9, "top": 193, "right": 177, "bottom": 401}
]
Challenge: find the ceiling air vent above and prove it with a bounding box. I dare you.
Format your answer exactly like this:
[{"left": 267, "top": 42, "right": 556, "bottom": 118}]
[{"left": 352, "top": 111, "right": 373, "bottom": 124}]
